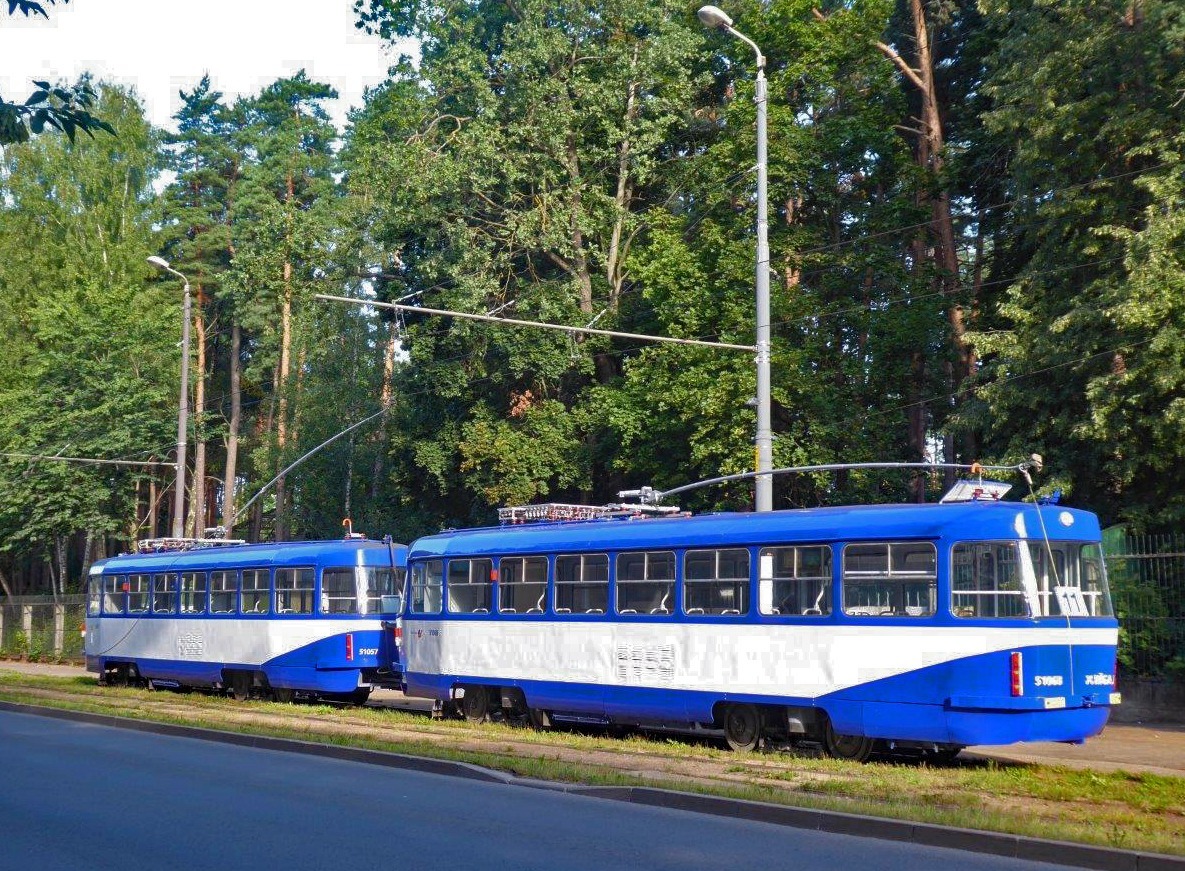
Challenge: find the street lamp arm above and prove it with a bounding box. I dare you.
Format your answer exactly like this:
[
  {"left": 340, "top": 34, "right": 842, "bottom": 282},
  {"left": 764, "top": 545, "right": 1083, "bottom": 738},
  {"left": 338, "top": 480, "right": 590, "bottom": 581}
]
[{"left": 723, "top": 25, "right": 764, "bottom": 70}]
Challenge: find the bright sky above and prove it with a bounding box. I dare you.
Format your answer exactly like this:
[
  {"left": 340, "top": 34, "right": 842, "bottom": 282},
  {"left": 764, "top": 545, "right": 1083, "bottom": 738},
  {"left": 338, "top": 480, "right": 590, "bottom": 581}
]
[{"left": 0, "top": 0, "right": 409, "bottom": 133}]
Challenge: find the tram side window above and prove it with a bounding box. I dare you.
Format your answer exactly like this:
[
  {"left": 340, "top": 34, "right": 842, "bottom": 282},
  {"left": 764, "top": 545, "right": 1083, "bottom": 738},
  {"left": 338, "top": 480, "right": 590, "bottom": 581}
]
[
  {"left": 210, "top": 570, "right": 238, "bottom": 614},
  {"left": 240, "top": 569, "right": 270, "bottom": 614},
  {"left": 102, "top": 575, "right": 126, "bottom": 614},
  {"left": 181, "top": 572, "right": 207, "bottom": 614},
  {"left": 275, "top": 568, "right": 314, "bottom": 614},
  {"left": 843, "top": 542, "right": 936, "bottom": 617},
  {"left": 447, "top": 558, "right": 494, "bottom": 613},
  {"left": 684, "top": 549, "right": 750, "bottom": 616},
  {"left": 411, "top": 560, "right": 443, "bottom": 614},
  {"left": 555, "top": 554, "right": 608, "bottom": 615},
  {"left": 500, "top": 556, "right": 548, "bottom": 613},
  {"left": 951, "top": 542, "right": 1028, "bottom": 618},
  {"left": 153, "top": 573, "right": 178, "bottom": 614},
  {"left": 321, "top": 568, "right": 360, "bottom": 614},
  {"left": 1027, "top": 542, "right": 1114, "bottom": 617},
  {"left": 126, "top": 574, "right": 150, "bottom": 613},
  {"left": 616, "top": 551, "right": 675, "bottom": 615},
  {"left": 758, "top": 545, "right": 832, "bottom": 616},
  {"left": 87, "top": 577, "right": 101, "bottom": 615}
]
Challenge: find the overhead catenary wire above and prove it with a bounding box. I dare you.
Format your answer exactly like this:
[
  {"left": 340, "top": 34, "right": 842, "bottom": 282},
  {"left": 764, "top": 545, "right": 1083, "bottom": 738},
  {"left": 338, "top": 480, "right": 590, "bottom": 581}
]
[
  {"left": 314, "top": 293, "right": 756, "bottom": 352},
  {"left": 0, "top": 452, "right": 174, "bottom": 468}
]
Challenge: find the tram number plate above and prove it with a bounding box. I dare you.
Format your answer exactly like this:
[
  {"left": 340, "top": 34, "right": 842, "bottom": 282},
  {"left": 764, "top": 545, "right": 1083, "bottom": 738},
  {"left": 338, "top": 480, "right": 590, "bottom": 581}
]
[{"left": 1042, "top": 697, "right": 1066, "bottom": 710}]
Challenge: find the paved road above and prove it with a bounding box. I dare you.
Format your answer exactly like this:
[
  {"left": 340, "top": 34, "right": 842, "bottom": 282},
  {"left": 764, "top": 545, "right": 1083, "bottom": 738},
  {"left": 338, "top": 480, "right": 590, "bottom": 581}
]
[
  {"left": 0, "top": 710, "right": 1079, "bottom": 871},
  {"left": 3, "top": 661, "right": 1183, "bottom": 775}
]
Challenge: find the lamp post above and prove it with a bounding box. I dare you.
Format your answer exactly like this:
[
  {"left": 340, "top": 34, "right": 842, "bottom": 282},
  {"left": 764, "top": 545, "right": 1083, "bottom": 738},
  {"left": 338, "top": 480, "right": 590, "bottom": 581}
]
[
  {"left": 698, "top": 5, "right": 773, "bottom": 513},
  {"left": 147, "top": 255, "right": 192, "bottom": 538}
]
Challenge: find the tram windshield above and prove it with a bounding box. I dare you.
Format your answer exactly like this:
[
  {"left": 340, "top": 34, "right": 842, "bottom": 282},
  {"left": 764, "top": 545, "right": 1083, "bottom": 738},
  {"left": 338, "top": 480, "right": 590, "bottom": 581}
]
[
  {"left": 1027, "top": 541, "right": 1113, "bottom": 617},
  {"left": 321, "top": 566, "right": 406, "bottom": 615},
  {"left": 952, "top": 540, "right": 1112, "bottom": 618}
]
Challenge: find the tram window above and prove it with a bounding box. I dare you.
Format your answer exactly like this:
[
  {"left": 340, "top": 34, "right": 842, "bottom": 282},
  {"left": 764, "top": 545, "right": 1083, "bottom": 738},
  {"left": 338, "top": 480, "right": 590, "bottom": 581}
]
[
  {"left": 447, "top": 558, "right": 494, "bottom": 613},
  {"left": 126, "top": 574, "right": 150, "bottom": 613},
  {"left": 365, "top": 567, "right": 405, "bottom": 615},
  {"left": 181, "top": 572, "right": 208, "bottom": 614},
  {"left": 152, "top": 573, "right": 178, "bottom": 614},
  {"left": 240, "top": 569, "right": 270, "bottom": 614},
  {"left": 411, "top": 560, "right": 443, "bottom": 613},
  {"left": 555, "top": 554, "right": 609, "bottom": 614},
  {"left": 684, "top": 549, "right": 750, "bottom": 616},
  {"left": 87, "top": 577, "right": 101, "bottom": 616},
  {"left": 758, "top": 545, "right": 832, "bottom": 616},
  {"left": 616, "top": 551, "right": 675, "bottom": 616},
  {"left": 321, "top": 568, "right": 360, "bottom": 614},
  {"left": 275, "top": 568, "right": 314, "bottom": 614},
  {"left": 102, "top": 575, "right": 126, "bottom": 614},
  {"left": 842, "top": 542, "right": 936, "bottom": 617},
  {"left": 951, "top": 542, "right": 1028, "bottom": 618},
  {"left": 500, "top": 556, "right": 548, "bottom": 613},
  {"left": 1027, "top": 542, "right": 1114, "bottom": 617},
  {"left": 210, "top": 571, "right": 238, "bottom": 614}
]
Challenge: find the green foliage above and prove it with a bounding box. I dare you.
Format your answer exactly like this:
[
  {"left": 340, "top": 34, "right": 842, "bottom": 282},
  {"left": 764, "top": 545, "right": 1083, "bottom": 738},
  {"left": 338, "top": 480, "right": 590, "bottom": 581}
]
[
  {"left": 968, "top": 0, "right": 1185, "bottom": 527},
  {"left": 0, "top": 84, "right": 170, "bottom": 566},
  {"left": 1, "top": 3, "right": 114, "bottom": 145}
]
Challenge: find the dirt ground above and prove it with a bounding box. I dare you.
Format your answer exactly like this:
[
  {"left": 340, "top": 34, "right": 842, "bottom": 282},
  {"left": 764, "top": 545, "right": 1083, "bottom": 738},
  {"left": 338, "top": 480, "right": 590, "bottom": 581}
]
[{"left": 3, "top": 659, "right": 1182, "bottom": 777}]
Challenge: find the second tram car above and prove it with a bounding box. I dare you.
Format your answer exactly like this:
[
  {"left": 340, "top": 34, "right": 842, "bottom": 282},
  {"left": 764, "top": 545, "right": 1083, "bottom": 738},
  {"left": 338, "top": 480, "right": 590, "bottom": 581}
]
[
  {"left": 85, "top": 535, "right": 407, "bottom": 703},
  {"left": 399, "top": 495, "right": 1119, "bottom": 759}
]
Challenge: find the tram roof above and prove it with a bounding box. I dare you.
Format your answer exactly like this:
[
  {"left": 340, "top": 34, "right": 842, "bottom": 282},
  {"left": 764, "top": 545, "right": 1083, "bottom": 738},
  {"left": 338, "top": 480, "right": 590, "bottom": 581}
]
[
  {"left": 92, "top": 538, "right": 407, "bottom": 574},
  {"left": 410, "top": 501, "right": 1101, "bottom": 559}
]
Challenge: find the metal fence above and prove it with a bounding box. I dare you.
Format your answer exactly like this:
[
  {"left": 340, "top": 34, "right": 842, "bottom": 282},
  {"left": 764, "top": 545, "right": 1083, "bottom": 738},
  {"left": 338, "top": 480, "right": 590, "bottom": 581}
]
[
  {"left": 1104, "top": 531, "right": 1185, "bottom": 683},
  {"left": 0, "top": 595, "right": 87, "bottom": 660}
]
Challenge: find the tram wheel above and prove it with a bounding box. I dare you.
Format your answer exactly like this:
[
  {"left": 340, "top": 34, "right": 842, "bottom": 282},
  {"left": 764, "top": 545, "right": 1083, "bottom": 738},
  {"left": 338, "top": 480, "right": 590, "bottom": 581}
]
[
  {"left": 459, "top": 685, "right": 490, "bottom": 722},
  {"left": 822, "top": 718, "right": 875, "bottom": 763},
  {"left": 527, "top": 708, "right": 551, "bottom": 731},
  {"left": 105, "top": 664, "right": 129, "bottom": 688},
  {"left": 344, "top": 687, "right": 372, "bottom": 706},
  {"left": 271, "top": 688, "right": 296, "bottom": 704},
  {"left": 723, "top": 703, "right": 762, "bottom": 752},
  {"left": 929, "top": 744, "right": 965, "bottom": 764},
  {"left": 230, "top": 672, "right": 253, "bottom": 702}
]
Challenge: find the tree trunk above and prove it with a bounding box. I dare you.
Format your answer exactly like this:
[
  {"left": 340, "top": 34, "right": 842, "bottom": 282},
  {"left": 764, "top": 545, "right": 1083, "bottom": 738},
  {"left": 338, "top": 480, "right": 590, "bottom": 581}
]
[
  {"left": 275, "top": 170, "right": 296, "bottom": 542},
  {"left": 222, "top": 321, "right": 242, "bottom": 533},
  {"left": 876, "top": 0, "right": 974, "bottom": 465},
  {"left": 189, "top": 289, "right": 208, "bottom": 538},
  {"left": 370, "top": 323, "right": 398, "bottom": 500}
]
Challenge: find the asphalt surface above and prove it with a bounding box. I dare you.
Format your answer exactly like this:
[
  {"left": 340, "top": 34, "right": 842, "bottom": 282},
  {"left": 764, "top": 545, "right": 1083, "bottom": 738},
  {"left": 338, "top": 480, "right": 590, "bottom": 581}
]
[{"left": 0, "top": 709, "right": 1082, "bottom": 871}]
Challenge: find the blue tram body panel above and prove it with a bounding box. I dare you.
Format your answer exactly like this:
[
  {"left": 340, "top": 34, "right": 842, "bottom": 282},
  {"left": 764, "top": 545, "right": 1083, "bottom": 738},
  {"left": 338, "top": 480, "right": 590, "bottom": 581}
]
[
  {"left": 400, "top": 499, "right": 1119, "bottom": 749},
  {"left": 85, "top": 537, "right": 407, "bottom": 697}
]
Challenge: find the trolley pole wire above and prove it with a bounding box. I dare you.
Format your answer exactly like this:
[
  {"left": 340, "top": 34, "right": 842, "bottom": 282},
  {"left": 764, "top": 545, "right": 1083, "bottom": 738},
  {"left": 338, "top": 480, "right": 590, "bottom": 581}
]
[
  {"left": 232, "top": 405, "right": 391, "bottom": 530},
  {"left": 620, "top": 457, "right": 1044, "bottom": 505}
]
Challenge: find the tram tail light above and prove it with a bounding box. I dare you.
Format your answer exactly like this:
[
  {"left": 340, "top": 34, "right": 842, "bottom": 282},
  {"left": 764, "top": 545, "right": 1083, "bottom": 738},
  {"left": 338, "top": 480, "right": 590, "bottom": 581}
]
[
  {"left": 392, "top": 626, "right": 402, "bottom": 643},
  {"left": 1010, "top": 651, "right": 1023, "bottom": 697},
  {"left": 346, "top": 633, "right": 354, "bottom": 661}
]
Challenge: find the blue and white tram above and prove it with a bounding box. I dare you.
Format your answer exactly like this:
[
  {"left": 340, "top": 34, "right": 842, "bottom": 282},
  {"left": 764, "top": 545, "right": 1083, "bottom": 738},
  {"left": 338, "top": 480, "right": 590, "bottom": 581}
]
[
  {"left": 85, "top": 536, "right": 407, "bottom": 703},
  {"left": 399, "top": 498, "right": 1120, "bottom": 760}
]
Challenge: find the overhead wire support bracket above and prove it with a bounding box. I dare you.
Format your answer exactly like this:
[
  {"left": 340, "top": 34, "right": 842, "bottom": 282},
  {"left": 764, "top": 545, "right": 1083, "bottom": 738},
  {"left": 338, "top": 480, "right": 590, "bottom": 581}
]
[{"left": 315, "top": 293, "right": 756, "bottom": 352}]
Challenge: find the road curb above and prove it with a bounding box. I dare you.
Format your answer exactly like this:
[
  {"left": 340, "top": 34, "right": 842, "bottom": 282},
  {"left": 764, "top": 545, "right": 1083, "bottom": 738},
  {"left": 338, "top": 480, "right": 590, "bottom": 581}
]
[{"left": 2, "top": 699, "right": 1180, "bottom": 870}]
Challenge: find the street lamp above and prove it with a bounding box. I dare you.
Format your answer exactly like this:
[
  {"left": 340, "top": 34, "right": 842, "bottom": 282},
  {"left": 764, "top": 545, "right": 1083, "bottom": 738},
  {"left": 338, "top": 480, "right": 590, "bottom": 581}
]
[
  {"left": 698, "top": 5, "right": 773, "bottom": 513},
  {"left": 147, "top": 255, "right": 192, "bottom": 538}
]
